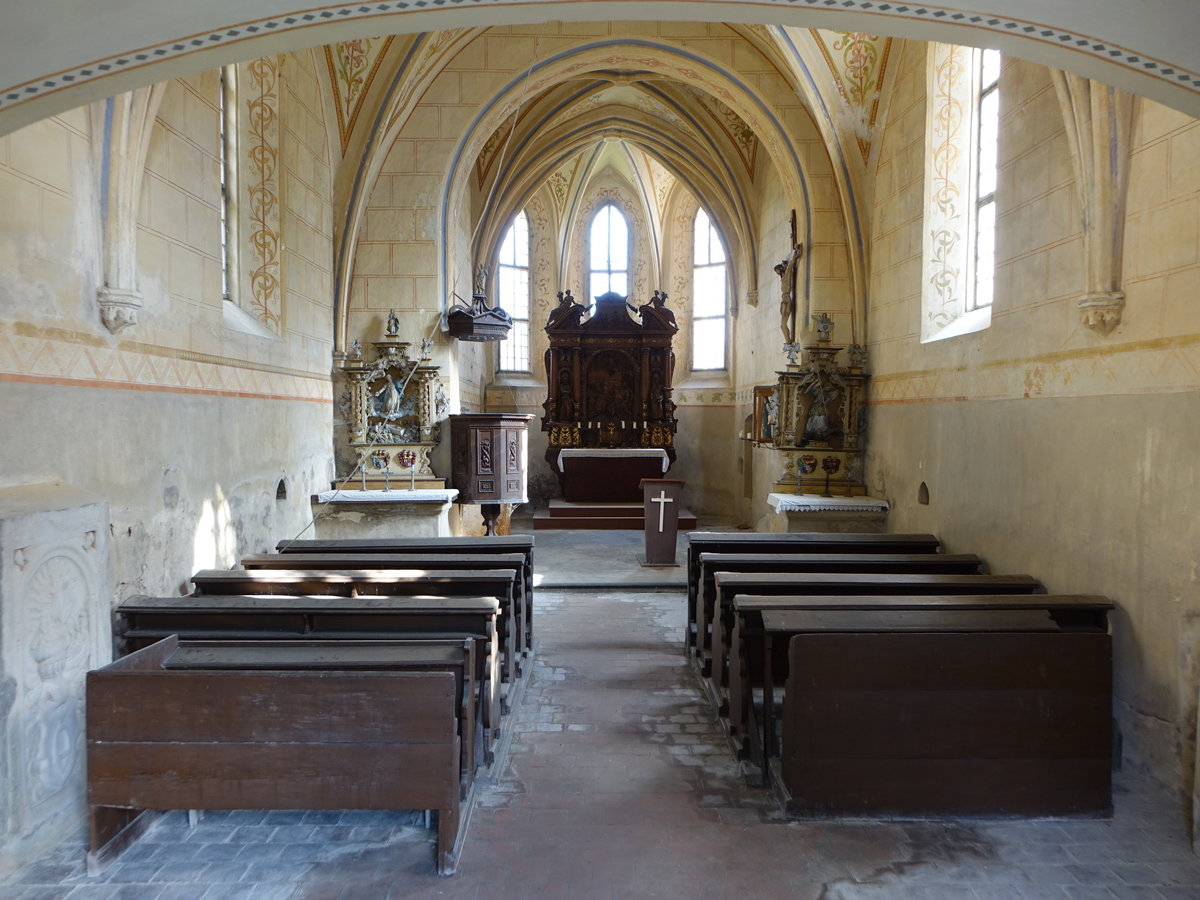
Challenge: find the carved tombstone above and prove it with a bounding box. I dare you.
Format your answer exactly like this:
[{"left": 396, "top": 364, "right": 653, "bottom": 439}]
[{"left": 0, "top": 484, "right": 109, "bottom": 873}]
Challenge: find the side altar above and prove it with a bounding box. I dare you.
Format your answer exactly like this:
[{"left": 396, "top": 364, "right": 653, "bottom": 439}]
[
  {"left": 337, "top": 322, "right": 448, "bottom": 491},
  {"left": 541, "top": 290, "right": 679, "bottom": 502}
]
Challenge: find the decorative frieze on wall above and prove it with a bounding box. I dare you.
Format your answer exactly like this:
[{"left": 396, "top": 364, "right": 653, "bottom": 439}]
[
  {"left": 0, "top": 486, "right": 109, "bottom": 871},
  {"left": 243, "top": 57, "right": 283, "bottom": 332},
  {"left": 326, "top": 37, "right": 395, "bottom": 155},
  {"left": 0, "top": 329, "right": 331, "bottom": 403},
  {"left": 870, "top": 335, "right": 1200, "bottom": 405},
  {"left": 922, "top": 42, "right": 971, "bottom": 340},
  {"left": 1051, "top": 72, "right": 1136, "bottom": 336}
]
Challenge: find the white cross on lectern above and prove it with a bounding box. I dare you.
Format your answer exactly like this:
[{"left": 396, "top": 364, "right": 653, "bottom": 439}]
[{"left": 651, "top": 489, "right": 674, "bottom": 533}]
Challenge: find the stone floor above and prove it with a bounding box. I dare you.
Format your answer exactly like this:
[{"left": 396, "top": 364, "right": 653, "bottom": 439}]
[{"left": 4, "top": 529, "right": 1200, "bottom": 899}]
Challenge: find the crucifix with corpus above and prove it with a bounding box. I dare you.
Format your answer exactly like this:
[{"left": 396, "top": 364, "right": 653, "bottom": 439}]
[{"left": 774, "top": 209, "right": 805, "bottom": 347}]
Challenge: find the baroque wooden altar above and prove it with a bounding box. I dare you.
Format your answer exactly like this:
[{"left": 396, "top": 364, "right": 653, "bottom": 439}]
[
  {"left": 770, "top": 341, "right": 869, "bottom": 496},
  {"left": 339, "top": 337, "right": 448, "bottom": 490},
  {"left": 541, "top": 290, "right": 679, "bottom": 499}
]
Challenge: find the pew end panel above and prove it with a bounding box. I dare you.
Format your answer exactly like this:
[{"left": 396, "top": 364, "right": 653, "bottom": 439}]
[
  {"left": 86, "top": 638, "right": 467, "bottom": 875},
  {"left": 780, "top": 630, "right": 1113, "bottom": 818}
]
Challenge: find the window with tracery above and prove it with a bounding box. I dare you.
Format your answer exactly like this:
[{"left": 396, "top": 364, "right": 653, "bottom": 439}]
[
  {"left": 588, "top": 203, "right": 629, "bottom": 301},
  {"left": 692, "top": 207, "right": 727, "bottom": 370},
  {"left": 496, "top": 210, "right": 530, "bottom": 372}
]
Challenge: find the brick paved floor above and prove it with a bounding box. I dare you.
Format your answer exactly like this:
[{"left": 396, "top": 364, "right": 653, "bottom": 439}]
[{"left": 4, "top": 586, "right": 1199, "bottom": 899}]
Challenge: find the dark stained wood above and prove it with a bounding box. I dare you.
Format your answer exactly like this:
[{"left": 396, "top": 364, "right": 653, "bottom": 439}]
[
  {"left": 683, "top": 532, "right": 941, "bottom": 656},
  {"left": 711, "top": 571, "right": 1044, "bottom": 700},
  {"left": 114, "top": 595, "right": 502, "bottom": 747},
  {"left": 723, "top": 592, "right": 1110, "bottom": 761},
  {"left": 695, "top": 552, "right": 984, "bottom": 676},
  {"left": 781, "top": 631, "right": 1112, "bottom": 817},
  {"left": 273, "top": 537, "right": 535, "bottom": 653},
  {"left": 189, "top": 568, "right": 519, "bottom": 689},
  {"left": 242, "top": 552, "right": 531, "bottom": 662},
  {"left": 87, "top": 638, "right": 466, "bottom": 875}
]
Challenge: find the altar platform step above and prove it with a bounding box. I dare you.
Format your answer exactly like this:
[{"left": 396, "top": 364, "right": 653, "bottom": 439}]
[{"left": 533, "top": 499, "right": 698, "bottom": 531}]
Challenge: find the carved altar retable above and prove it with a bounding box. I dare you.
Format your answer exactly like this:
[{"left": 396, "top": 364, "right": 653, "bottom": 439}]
[{"left": 541, "top": 290, "right": 679, "bottom": 501}]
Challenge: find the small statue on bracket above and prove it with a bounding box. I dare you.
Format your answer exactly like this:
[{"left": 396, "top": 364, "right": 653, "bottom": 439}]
[
  {"left": 385, "top": 309, "right": 400, "bottom": 338},
  {"left": 812, "top": 312, "right": 834, "bottom": 343}
]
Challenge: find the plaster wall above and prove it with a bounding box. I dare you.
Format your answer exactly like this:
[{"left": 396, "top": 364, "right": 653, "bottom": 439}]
[{"left": 865, "top": 40, "right": 1200, "bottom": 800}]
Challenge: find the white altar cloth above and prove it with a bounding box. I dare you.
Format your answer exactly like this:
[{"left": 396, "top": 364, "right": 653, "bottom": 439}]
[
  {"left": 556, "top": 448, "right": 669, "bottom": 473},
  {"left": 765, "top": 492, "right": 890, "bottom": 534}
]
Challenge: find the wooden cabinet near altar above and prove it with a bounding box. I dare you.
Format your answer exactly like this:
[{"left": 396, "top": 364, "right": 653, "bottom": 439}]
[
  {"left": 541, "top": 289, "right": 679, "bottom": 502},
  {"left": 450, "top": 413, "right": 532, "bottom": 534}
]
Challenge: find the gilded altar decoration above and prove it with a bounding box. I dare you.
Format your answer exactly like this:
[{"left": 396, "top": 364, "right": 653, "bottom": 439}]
[
  {"left": 764, "top": 323, "right": 869, "bottom": 497},
  {"left": 338, "top": 327, "right": 448, "bottom": 490}
]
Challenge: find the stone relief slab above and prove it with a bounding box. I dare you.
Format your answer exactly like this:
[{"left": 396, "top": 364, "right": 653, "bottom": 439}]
[{"left": 0, "top": 484, "right": 109, "bottom": 874}]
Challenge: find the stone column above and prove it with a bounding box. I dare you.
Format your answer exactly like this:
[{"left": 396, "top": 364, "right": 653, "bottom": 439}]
[{"left": 1051, "top": 71, "right": 1136, "bottom": 336}]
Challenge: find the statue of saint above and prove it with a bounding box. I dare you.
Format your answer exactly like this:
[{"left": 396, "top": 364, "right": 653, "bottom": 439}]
[
  {"left": 546, "top": 289, "right": 583, "bottom": 330},
  {"left": 474, "top": 264, "right": 488, "bottom": 297},
  {"left": 385, "top": 309, "right": 400, "bottom": 337},
  {"left": 639, "top": 290, "right": 678, "bottom": 331},
  {"left": 812, "top": 312, "right": 834, "bottom": 343}
]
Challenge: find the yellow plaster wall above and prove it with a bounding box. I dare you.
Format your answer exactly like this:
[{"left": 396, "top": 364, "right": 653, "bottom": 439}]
[
  {"left": 865, "top": 40, "right": 1200, "bottom": 796},
  {"left": 0, "top": 62, "right": 336, "bottom": 602}
]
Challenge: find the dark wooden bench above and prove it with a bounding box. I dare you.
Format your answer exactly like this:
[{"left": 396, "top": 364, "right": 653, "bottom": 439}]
[
  {"left": 189, "top": 568, "right": 519, "bottom": 694},
  {"left": 87, "top": 636, "right": 469, "bottom": 876},
  {"left": 275, "top": 537, "right": 535, "bottom": 653},
  {"left": 115, "top": 594, "right": 502, "bottom": 749},
  {"left": 712, "top": 571, "right": 1043, "bottom": 704},
  {"left": 695, "top": 552, "right": 983, "bottom": 676},
  {"left": 728, "top": 594, "right": 1112, "bottom": 778},
  {"left": 778, "top": 612, "right": 1112, "bottom": 817},
  {"left": 684, "top": 532, "right": 941, "bottom": 656},
  {"left": 243, "top": 552, "right": 531, "bottom": 664}
]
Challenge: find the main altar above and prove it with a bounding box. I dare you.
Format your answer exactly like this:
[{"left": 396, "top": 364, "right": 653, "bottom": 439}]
[{"left": 541, "top": 289, "right": 679, "bottom": 502}]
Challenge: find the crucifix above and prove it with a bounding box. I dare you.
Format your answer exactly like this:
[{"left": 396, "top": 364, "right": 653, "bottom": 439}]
[
  {"left": 774, "top": 209, "right": 804, "bottom": 346},
  {"left": 650, "top": 489, "right": 674, "bottom": 532}
]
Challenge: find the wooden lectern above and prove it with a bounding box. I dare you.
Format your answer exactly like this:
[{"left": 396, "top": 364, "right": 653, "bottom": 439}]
[{"left": 639, "top": 478, "right": 685, "bottom": 566}]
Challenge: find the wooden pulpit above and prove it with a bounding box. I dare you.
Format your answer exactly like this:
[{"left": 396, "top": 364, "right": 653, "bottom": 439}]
[
  {"left": 450, "top": 413, "right": 532, "bottom": 535},
  {"left": 639, "top": 478, "right": 685, "bottom": 566}
]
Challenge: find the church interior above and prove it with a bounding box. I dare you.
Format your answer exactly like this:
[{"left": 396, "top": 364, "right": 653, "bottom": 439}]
[{"left": 0, "top": 0, "right": 1198, "bottom": 891}]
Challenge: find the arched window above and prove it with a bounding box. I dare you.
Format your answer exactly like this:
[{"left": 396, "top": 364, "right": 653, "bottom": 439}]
[
  {"left": 922, "top": 44, "right": 999, "bottom": 341},
  {"left": 496, "top": 210, "right": 530, "bottom": 372},
  {"left": 588, "top": 203, "right": 629, "bottom": 300},
  {"left": 692, "top": 207, "right": 727, "bottom": 370}
]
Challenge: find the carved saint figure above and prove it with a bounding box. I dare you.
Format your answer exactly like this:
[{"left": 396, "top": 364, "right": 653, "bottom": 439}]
[
  {"left": 639, "top": 290, "right": 678, "bottom": 331},
  {"left": 546, "top": 289, "right": 583, "bottom": 330},
  {"left": 374, "top": 376, "right": 403, "bottom": 418},
  {"left": 812, "top": 312, "right": 834, "bottom": 343},
  {"left": 474, "top": 264, "right": 488, "bottom": 297},
  {"left": 385, "top": 309, "right": 400, "bottom": 337}
]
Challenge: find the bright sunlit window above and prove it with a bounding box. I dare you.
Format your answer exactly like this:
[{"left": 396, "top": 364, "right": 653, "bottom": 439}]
[
  {"left": 692, "top": 208, "right": 727, "bottom": 370},
  {"left": 588, "top": 203, "right": 629, "bottom": 300},
  {"left": 497, "top": 210, "right": 530, "bottom": 372}
]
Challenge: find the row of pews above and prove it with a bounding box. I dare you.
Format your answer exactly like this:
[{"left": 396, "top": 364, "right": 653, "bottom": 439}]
[
  {"left": 685, "top": 531, "right": 1115, "bottom": 818},
  {"left": 87, "top": 535, "right": 535, "bottom": 876}
]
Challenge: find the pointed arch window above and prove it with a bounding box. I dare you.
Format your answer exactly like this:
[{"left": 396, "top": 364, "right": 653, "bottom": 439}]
[
  {"left": 692, "top": 207, "right": 727, "bottom": 371},
  {"left": 588, "top": 203, "right": 629, "bottom": 300},
  {"left": 497, "top": 210, "right": 530, "bottom": 372}
]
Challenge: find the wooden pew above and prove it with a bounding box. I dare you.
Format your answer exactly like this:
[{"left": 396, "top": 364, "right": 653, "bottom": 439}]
[
  {"left": 695, "top": 552, "right": 983, "bottom": 676},
  {"left": 711, "top": 571, "right": 1042, "bottom": 701},
  {"left": 683, "top": 532, "right": 941, "bottom": 657},
  {"left": 729, "top": 593, "right": 1112, "bottom": 778},
  {"left": 115, "top": 594, "right": 502, "bottom": 750},
  {"left": 242, "top": 551, "right": 531, "bottom": 665},
  {"left": 189, "top": 568, "right": 519, "bottom": 695},
  {"left": 88, "top": 636, "right": 469, "bottom": 875},
  {"left": 275, "top": 537, "right": 535, "bottom": 653},
  {"left": 778, "top": 612, "right": 1113, "bottom": 817}
]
